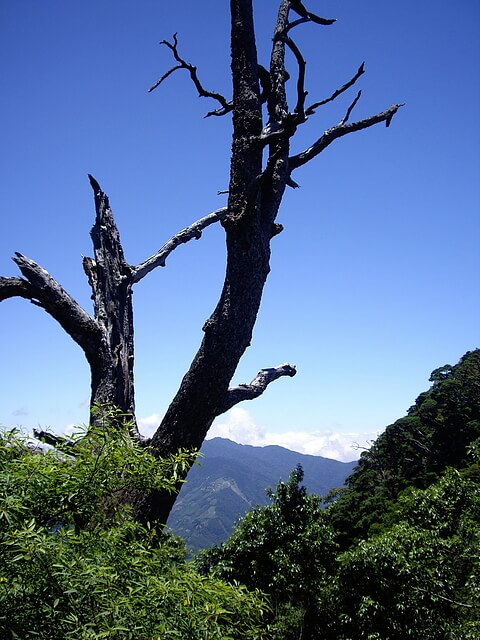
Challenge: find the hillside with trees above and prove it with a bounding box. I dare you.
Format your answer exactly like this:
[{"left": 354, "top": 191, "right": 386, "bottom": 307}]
[
  {"left": 329, "top": 348, "right": 480, "bottom": 548},
  {"left": 2, "top": 350, "right": 477, "bottom": 638},
  {"left": 168, "top": 438, "right": 355, "bottom": 551},
  {"left": 197, "top": 349, "right": 480, "bottom": 639}
]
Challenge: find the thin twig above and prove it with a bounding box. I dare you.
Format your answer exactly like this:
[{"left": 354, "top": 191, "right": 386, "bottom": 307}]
[
  {"left": 149, "top": 34, "right": 232, "bottom": 117},
  {"left": 339, "top": 90, "right": 362, "bottom": 126},
  {"left": 305, "top": 63, "right": 365, "bottom": 116}
]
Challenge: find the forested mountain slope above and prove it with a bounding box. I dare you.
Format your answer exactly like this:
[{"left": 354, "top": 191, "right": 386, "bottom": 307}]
[
  {"left": 168, "top": 438, "right": 356, "bottom": 551},
  {"left": 329, "top": 348, "right": 480, "bottom": 546},
  {"left": 199, "top": 350, "right": 480, "bottom": 639}
]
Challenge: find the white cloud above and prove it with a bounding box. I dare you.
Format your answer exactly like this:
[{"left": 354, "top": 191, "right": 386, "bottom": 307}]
[
  {"left": 137, "top": 413, "right": 163, "bottom": 439},
  {"left": 136, "top": 407, "right": 379, "bottom": 462},
  {"left": 207, "top": 407, "right": 267, "bottom": 446},
  {"left": 63, "top": 423, "right": 86, "bottom": 438},
  {"left": 207, "top": 407, "right": 379, "bottom": 462}
]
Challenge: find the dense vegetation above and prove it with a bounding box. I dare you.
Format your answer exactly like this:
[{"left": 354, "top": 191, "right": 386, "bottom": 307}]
[
  {"left": 1, "top": 350, "right": 478, "bottom": 638},
  {"left": 0, "top": 407, "right": 268, "bottom": 639},
  {"left": 199, "top": 350, "right": 480, "bottom": 639},
  {"left": 329, "top": 348, "right": 480, "bottom": 547}
]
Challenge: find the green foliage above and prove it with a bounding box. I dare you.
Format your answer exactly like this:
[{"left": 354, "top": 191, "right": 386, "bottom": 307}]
[
  {"left": 198, "top": 351, "right": 480, "bottom": 640},
  {"left": 196, "top": 465, "right": 337, "bottom": 639},
  {"left": 0, "top": 408, "right": 270, "bottom": 639},
  {"left": 0, "top": 406, "right": 195, "bottom": 535},
  {"left": 330, "top": 349, "right": 480, "bottom": 546},
  {"left": 323, "top": 467, "right": 480, "bottom": 640},
  {"left": 2, "top": 349, "right": 478, "bottom": 640}
]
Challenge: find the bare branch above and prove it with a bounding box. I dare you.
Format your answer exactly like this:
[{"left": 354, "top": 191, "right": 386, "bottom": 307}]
[
  {"left": 282, "top": 34, "right": 307, "bottom": 120},
  {"left": 9, "top": 253, "right": 103, "bottom": 363},
  {"left": 305, "top": 62, "right": 365, "bottom": 116},
  {"left": 414, "top": 587, "right": 478, "bottom": 610},
  {"left": 339, "top": 89, "right": 362, "bottom": 126},
  {"left": 0, "top": 276, "right": 36, "bottom": 302},
  {"left": 258, "top": 64, "right": 272, "bottom": 104},
  {"left": 284, "top": 17, "right": 309, "bottom": 35},
  {"left": 266, "top": 0, "right": 335, "bottom": 139},
  {"left": 131, "top": 207, "right": 228, "bottom": 284},
  {"left": 288, "top": 1, "right": 336, "bottom": 26},
  {"left": 34, "top": 424, "right": 149, "bottom": 449},
  {"left": 289, "top": 103, "right": 404, "bottom": 170},
  {"left": 148, "top": 33, "right": 232, "bottom": 117},
  {"left": 33, "top": 429, "right": 78, "bottom": 453},
  {"left": 217, "top": 363, "right": 297, "bottom": 415},
  {"left": 286, "top": 176, "right": 300, "bottom": 189},
  {"left": 204, "top": 102, "right": 234, "bottom": 118},
  {"left": 406, "top": 436, "right": 432, "bottom": 455},
  {"left": 147, "top": 64, "right": 183, "bottom": 93}
]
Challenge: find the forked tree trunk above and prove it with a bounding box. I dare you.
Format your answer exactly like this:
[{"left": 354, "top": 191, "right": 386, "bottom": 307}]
[
  {"left": 0, "top": 0, "right": 402, "bottom": 525},
  {"left": 137, "top": 0, "right": 293, "bottom": 523}
]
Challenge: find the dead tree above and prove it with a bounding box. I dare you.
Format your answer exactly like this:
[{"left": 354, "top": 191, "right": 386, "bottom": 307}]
[{"left": 0, "top": 0, "right": 402, "bottom": 524}]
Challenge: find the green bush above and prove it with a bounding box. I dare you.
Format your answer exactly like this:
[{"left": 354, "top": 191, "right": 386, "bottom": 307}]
[
  {"left": 323, "top": 467, "right": 480, "bottom": 640},
  {"left": 196, "top": 465, "right": 337, "bottom": 639},
  {"left": 0, "top": 409, "right": 270, "bottom": 639}
]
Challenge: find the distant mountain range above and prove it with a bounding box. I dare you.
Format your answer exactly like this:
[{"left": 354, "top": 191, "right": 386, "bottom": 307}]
[{"left": 167, "top": 437, "right": 357, "bottom": 552}]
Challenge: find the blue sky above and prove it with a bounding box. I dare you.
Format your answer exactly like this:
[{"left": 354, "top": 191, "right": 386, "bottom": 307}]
[{"left": 1, "top": 1, "right": 479, "bottom": 460}]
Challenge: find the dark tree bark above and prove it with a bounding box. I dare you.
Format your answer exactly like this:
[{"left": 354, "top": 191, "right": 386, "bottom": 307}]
[
  {"left": 0, "top": 0, "right": 402, "bottom": 524},
  {"left": 82, "top": 176, "right": 137, "bottom": 431}
]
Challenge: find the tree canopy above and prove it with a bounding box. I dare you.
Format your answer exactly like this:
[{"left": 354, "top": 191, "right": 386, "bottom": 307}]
[
  {"left": 329, "top": 348, "right": 480, "bottom": 546},
  {"left": 199, "top": 350, "right": 480, "bottom": 639}
]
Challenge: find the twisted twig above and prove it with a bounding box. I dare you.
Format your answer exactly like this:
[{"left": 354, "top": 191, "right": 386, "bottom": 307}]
[{"left": 149, "top": 34, "right": 232, "bottom": 118}]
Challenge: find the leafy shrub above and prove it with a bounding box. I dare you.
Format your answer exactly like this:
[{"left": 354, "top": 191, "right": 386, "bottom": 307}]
[
  {"left": 196, "top": 465, "right": 337, "bottom": 639},
  {"left": 0, "top": 408, "right": 270, "bottom": 639},
  {"left": 324, "top": 467, "right": 480, "bottom": 640}
]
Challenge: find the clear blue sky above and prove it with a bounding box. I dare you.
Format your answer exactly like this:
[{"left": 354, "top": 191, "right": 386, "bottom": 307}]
[{"left": 1, "top": 1, "right": 479, "bottom": 460}]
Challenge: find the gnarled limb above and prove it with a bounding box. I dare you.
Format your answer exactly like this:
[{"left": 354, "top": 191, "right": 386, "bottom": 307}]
[
  {"left": 288, "top": 1, "right": 336, "bottom": 26},
  {"left": 289, "top": 103, "right": 403, "bottom": 171},
  {"left": 217, "top": 363, "right": 297, "bottom": 415},
  {"left": 149, "top": 33, "right": 232, "bottom": 118},
  {"left": 8, "top": 253, "right": 103, "bottom": 366},
  {"left": 86, "top": 174, "right": 133, "bottom": 324},
  {"left": 132, "top": 207, "right": 228, "bottom": 284},
  {"left": 0, "top": 276, "right": 36, "bottom": 302},
  {"left": 82, "top": 176, "right": 138, "bottom": 427}
]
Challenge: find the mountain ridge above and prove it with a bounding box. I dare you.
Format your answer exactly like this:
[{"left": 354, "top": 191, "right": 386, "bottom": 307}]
[{"left": 167, "top": 437, "right": 357, "bottom": 551}]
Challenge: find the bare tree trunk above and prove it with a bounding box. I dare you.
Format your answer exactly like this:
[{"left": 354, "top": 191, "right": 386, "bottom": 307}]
[
  {"left": 83, "top": 176, "right": 136, "bottom": 427},
  {"left": 1, "top": 0, "right": 402, "bottom": 525}
]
